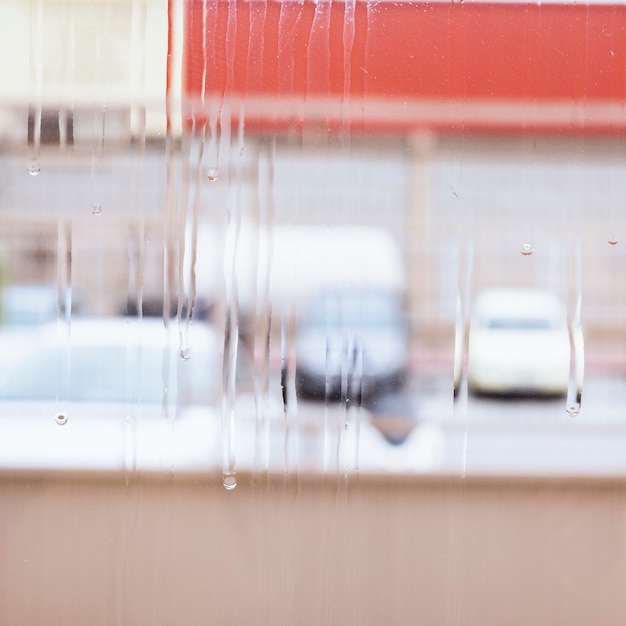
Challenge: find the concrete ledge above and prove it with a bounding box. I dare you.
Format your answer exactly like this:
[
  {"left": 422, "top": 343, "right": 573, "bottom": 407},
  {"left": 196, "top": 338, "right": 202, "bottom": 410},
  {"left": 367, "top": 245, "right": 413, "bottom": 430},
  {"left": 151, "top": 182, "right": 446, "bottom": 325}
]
[{"left": 2, "top": 469, "right": 626, "bottom": 625}]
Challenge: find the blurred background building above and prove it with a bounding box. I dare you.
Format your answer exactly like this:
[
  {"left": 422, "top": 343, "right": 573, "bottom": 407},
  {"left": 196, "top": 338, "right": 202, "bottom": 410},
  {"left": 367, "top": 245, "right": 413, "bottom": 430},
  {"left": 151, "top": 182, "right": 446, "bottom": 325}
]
[{"left": 0, "top": 0, "right": 625, "bottom": 348}]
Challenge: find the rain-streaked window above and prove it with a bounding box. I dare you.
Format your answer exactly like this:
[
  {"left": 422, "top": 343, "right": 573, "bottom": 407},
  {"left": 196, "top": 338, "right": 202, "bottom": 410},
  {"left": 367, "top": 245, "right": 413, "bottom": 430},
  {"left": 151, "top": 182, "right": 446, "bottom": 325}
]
[{"left": 2, "top": 1, "right": 626, "bottom": 623}]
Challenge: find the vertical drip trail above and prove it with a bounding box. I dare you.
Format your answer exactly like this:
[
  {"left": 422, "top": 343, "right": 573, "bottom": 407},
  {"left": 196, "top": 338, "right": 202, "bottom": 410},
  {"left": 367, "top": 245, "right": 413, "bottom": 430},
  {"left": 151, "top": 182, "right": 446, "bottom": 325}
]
[
  {"left": 305, "top": 0, "right": 335, "bottom": 480},
  {"left": 342, "top": 0, "right": 356, "bottom": 139},
  {"left": 124, "top": 0, "right": 149, "bottom": 468},
  {"left": 219, "top": 0, "right": 244, "bottom": 490},
  {"left": 455, "top": 235, "right": 474, "bottom": 477},
  {"left": 280, "top": 314, "right": 291, "bottom": 474},
  {"left": 202, "top": 0, "right": 219, "bottom": 180},
  {"left": 89, "top": 108, "right": 106, "bottom": 216},
  {"left": 175, "top": 131, "right": 192, "bottom": 358},
  {"left": 274, "top": 0, "right": 306, "bottom": 475},
  {"left": 60, "top": 1, "right": 75, "bottom": 163},
  {"left": 280, "top": 241, "right": 301, "bottom": 478},
  {"left": 322, "top": 300, "right": 334, "bottom": 476},
  {"left": 207, "top": 0, "right": 236, "bottom": 183},
  {"left": 163, "top": 128, "right": 184, "bottom": 424},
  {"left": 337, "top": 305, "right": 351, "bottom": 477},
  {"left": 55, "top": 221, "right": 72, "bottom": 426},
  {"left": 453, "top": 237, "right": 473, "bottom": 409},
  {"left": 246, "top": 0, "right": 267, "bottom": 95},
  {"left": 28, "top": 0, "right": 43, "bottom": 175},
  {"left": 306, "top": 0, "right": 332, "bottom": 130},
  {"left": 253, "top": 141, "right": 276, "bottom": 478},
  {"left": 178, "top": 0, "right": 209, "bottom": 351},
  {"left": 221, "top": 106, "right": 240, "bottom": 490},
  {"left": 129, "top": 106, "right": 147, "bottom": 320},
  {"left": 245, "top": 0, "right": 271, "bottom": 489},
  {"left": 182, "top": 127, "right": 205, "bottom": 356},
  {"left": 277, "top": 0, "right": 305, "bottom": 133},
  {"left": 206, "top": 107, "right": 221, "bottom": 182},
  {"left": 606, "top": 7, "right": 618, "bottom": 247},
  {"left": 519, "top": 140, "right": 536, "bottom": 257},
  {"left": 90, "top": 2, "right": 111, "bottom": 216},
  {"left": 566, "top": 237, "right": 584, "bottom": 416}
]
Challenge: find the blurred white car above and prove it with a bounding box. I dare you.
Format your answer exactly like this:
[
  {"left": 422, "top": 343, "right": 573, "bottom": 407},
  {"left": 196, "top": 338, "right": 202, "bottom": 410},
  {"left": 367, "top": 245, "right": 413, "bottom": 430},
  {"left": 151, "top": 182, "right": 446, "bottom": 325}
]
[
  {"left": 1, "top": 284, "right": 59, "bottom": 325},
  {"left": 467, "top": 288, "right": 571, "bottom": 397},
  {"left": 0, "top": 317, "right": 222, "bottom": 471}
]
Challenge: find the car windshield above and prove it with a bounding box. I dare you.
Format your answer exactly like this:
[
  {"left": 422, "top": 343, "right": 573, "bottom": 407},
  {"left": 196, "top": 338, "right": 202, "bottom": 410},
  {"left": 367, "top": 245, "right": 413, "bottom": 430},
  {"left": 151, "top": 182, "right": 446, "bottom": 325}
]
[
  {"left": 306, "top": 294, "right": 404, "bottom": 329},
  {"left": 0, "top": 345, "right": 188, "bottom": 404},
  {"left": 487, "top": 318, "right": 557, "bottom": 331}
]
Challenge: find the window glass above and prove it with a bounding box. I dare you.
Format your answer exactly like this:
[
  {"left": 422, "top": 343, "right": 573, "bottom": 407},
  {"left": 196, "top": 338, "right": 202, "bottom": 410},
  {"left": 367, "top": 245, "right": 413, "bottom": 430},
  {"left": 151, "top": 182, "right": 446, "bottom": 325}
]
[
  {"left": 0, "top": 0, "right": 625, "bottom": 475},
  {"left": 3, "top": 1, "right": 626, "bottom": 624}
]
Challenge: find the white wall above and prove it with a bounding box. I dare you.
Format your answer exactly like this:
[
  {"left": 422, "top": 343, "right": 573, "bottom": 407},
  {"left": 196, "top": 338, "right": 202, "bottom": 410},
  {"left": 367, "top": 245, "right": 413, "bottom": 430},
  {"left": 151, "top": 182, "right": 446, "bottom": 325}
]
[{"left": 0, "top": 0, "right": 169, "bottom": 139}]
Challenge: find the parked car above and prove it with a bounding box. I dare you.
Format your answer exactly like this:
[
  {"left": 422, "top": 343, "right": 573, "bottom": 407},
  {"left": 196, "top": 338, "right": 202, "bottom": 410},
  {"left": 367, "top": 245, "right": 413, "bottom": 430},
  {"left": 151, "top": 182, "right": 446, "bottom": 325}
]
[
  {"left": 0, "top": 284, "right": 59, "bottom": 325},
  {"left": 295, "top": 290, "right": 410, "bottom": 404},
  {"left": 467, "top": 287, "right": 571, "bottom": 397},
  {"left": 0, "top": 316, "right": 223, "bottom": 472},
  {"left": 0, "top": 316, "right": 221, "bottom": 414}
]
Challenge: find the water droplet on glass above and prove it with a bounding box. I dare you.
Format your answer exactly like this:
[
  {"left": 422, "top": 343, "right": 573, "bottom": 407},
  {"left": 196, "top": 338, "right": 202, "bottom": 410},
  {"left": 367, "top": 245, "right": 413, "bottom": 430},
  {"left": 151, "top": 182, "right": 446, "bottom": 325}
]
[
  {"left": 207, "top": 167, "right": 219, "bottom": 181},
  {"left": 223, "top": 473, "right": 237, "bottom": 490},
  {"left": 91, "top": 203, "right": 102, "bottom": 216},
  {"left": 55, "top": 412, "right": 68, "bottom": 426},
  {"left": 179, "top": 346, "right": 191, "bottom": 361},
  {"left": 608, "top": 233, "right": 618, "bottom": 246},
  {"left": 566, "top": 402, "right": 581, "bottom": 417},
  {"left": 27, "top": 160, "right": 41, "bottom": 176},
  {"left": 521, "top": 242, "right": 534, "bottom": 256}
]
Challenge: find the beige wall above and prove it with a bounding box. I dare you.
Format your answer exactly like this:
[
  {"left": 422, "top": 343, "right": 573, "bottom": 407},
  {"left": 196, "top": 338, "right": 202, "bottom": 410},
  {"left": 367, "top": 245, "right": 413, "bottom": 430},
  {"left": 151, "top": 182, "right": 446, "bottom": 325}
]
[{"left": 2, "top": 470, "right": 626, "bottom": 625}]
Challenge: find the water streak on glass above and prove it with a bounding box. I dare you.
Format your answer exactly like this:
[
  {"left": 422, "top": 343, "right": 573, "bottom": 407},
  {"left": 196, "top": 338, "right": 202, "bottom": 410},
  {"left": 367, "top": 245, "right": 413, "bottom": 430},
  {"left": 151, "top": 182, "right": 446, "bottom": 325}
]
[
  {"left": 342, "top": 0, "right": 356, "bottom": 137},
  {"left": 566, "top": 237, "right": 584, "bottom": 416},
  {"left": 55, "top": 220, "right": 72, "bottom": 424},
  {"left": 175, "top": 131, "right": 192, "bottom": 356},
  {"left": 206, "top": 105, "right": 221, "bottom": 181},
  {"left": 128, "top": 0, "right": 148, "bottom": 318},
  {"left": 28, "top": 0, "right": 43, "bottom": 175},
  {"left": 180, "top": 130, "right": 205, "bottom": 359},
  {"left": 163, "top": 118, "right": 183, "bottom": 421},
  {"left": 345, "top": 346, "right": 363, "bottom": 476},
  {"left": 61, "top": 3, "right": 76, "bottom": 162},
  {"left": 454, "top": 237, "right": 473, "bottom": 409},
  {"left": 89, "top": 3, "right": 111, "bottom": 216},
  {"left": 280, "top": 314, "right": 293, "bottom": 474},
  {"left": 306, "top": 0, "right": 331, "bottom": 129},
  {"left": 123, "top": 321, "right": 142, "bottom": 484},
  {"left": 221, "top": 106, "right": 240, "bottom": 490},
  {"left": 277, "top": 0, "right": 305, "bottom": 133},
  {"left": 253, "top": 142, "right": 276, "bottom": 476},
  {"left": 124, "top": 0, "right": 148, "bottom": 503},
  {"left": 455, "top": 233, "right": 473, "bottom": 477},
  {"left": 128, "top": 106, "right": 147, "bottom": 320},
  {"left": 183, "top": 0, "right": 208, "bottom": 360}
]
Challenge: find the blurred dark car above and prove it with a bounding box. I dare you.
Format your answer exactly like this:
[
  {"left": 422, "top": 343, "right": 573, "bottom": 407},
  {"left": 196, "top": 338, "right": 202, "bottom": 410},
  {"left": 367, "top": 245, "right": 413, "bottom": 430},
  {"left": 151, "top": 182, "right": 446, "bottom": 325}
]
[{"left": 295, "top": 290, "right": 410, "bottom": 404}]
